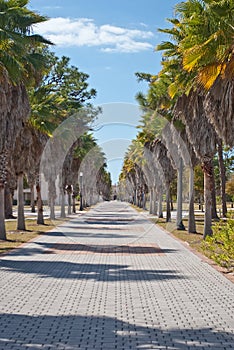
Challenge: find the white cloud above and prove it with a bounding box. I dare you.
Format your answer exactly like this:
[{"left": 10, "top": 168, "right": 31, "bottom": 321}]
[
  {"left": 101, "top": 41, "right": 153, "bottom": 53},
  {"left": 34, "top": 17, "right": 154, "bottom": 53},
  {"left": 140, "top": 22, "right": 148, "bottom": 28}
]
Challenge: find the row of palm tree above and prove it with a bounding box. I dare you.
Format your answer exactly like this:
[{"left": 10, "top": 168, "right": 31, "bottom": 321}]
[
  {"left": 120, "top": 0, "right": 234, "bottom": 238},
  {"left": 0, "top": 0, "right": 111, "bottom": 240}
]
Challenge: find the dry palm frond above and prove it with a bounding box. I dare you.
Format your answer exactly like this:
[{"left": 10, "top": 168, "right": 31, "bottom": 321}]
[{"left": 197, "top": 63, "right": 223, "bottom": 90}]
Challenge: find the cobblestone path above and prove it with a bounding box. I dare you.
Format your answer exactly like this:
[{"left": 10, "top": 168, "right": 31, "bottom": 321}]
[{"left": 0, "top": 201, "right": 233, "bottom": 350}]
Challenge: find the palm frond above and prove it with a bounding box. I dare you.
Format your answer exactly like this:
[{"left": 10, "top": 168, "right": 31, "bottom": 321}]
[
  {"left": 0, "top": 50, "right": 23, "bottom": 82},
  {"left": 197, "top": 63, "right": 222, "bottom": 90}
]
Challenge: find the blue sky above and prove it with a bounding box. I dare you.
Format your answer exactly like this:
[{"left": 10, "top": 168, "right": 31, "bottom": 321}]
[{"left": 30, "top": 0, "right": 179, "bottom": 184}]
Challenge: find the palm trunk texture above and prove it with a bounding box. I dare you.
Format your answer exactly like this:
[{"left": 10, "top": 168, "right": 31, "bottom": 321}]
[
  {"left": 188, "top": 167, "right": 196, "bottom": 233},
  {"left": 0, "top": 185, "right": 6, "bottom": 240},
  {"left": 60, "top": 190, "right": 66, "bottom": 218},
  {"left": 176, "top": 158, "right": 185, "bottom": 230},
  {"left": 4, "top": 184, "right": 14, "bottom": 219},
  {"left": 30, "top": 184, "right": 36, "bottom": 213},
  {"left": 217, "top": 140, "right": 227, "bottom": 217},
  {"left": 17, "top": 173, "right": 26, "bottom": 230},
  {"left": 203, "top": 161, "right": 213, "bottom": 239},
  {"left": 166, "top": 185, "right": 171, "bottom": 222},
  {"left": 36, "top": 182, "right": 44, "bottom": 225}
]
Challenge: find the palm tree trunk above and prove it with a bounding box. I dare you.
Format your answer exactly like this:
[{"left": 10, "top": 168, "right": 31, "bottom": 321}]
[
  {"left": 50, "top": 197, "right": 55, "bottom": 220},
  {"left": 149, "top": 188, "right": 153, "bottom": 214},
  {"left": 134, "top": 188, "right": 137, "bottom": 205},
  {"left": 176, "top": 158, "right": 185, "bottom": 230},
  {"left": 4, "top": 184, "right": 14, "bottom": 219},
  {"left": 171, "top": 198, "right": 174, "bottom": 211},
  {"left": 166, "top": 185, "right": 171, "bottom": 222},
  {"left": 203, "top": 160, "right": 213, "bottom": 239},
  {"left": 30, "top": 183, "right": 35, "bottom": 213},
  {"left": 158, "top": 189, "right": 163, "bottom": 218},
  {"left": 48, "top": 180, "right": 56, "bottom": 220},
  {"left": 72, "top": 195, "right": 76, "bottom": 213},
  {"left": 72, "top": 184, "right": 78, "bottom": 213},
  {"left": 90, "top": 188, "right": 94, "bottom": 207},
  {"left": 67, "top": 193, "right": 72, "bottom": 215},
  {"left": 17, "top": 173, "right": 26, "bottom": 231},
  {"left": 188, "top": 167, "right": 196, "bottom": 233},
  {"left": 60, "top": 189, "right": 66, "bottom": 218},
  {"left": 49, "top": 181, "right": 55, "bottom": 221},
  {"left": 36, "top": 181, "right": 44, "bottom": 225},
  {"left": 0, "top": 151, "right": 7, "bottom": 239},
  {"left": 142, "top": 191, "right": 146, "bottom": 210},
  {"left": 152, "top": 187, "right": 157, "bottom": 215},
  {"left": 217, "top": 140, "right": 227, "bottom": 217},
  {"left": 67, "top": 185, "right": 72, "bottom": 215},
  {"left": 0, "top": 184, "right": 6, "bottom": 240},
  {"left": 211, "top": 165, "right": 219, "bottom": 220}
]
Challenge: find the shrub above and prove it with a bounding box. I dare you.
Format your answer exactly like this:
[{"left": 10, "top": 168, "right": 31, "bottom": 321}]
[{"left": 202, "top": 216, "right": 234, "bottom": 271}]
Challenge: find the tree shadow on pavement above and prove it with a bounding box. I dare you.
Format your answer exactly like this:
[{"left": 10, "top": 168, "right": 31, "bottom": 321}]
[
  {"left": 36, "top": 242, "right": 176, "bottom": 255},
  {"left": 0, "top": 259, "right": 184, "bottom": 282},
  {"left": 63, "top": 232, "right": 138, "bottom": 239},
  {"left": 0, "top": 313, "right": 233, "bottom": 350},
  {"left": 58, "top": 225, "right": 131, "bottom": 231}
]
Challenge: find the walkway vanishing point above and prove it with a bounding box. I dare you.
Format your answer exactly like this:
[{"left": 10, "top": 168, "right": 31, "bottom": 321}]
[{"left": 0, "top": 201, "right": 233, "bottom": 350}]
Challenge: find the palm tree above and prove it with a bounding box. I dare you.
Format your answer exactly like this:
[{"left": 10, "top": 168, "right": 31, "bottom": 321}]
[
  {"left": 96, "top": 167, "right": 112, "bottom": 201},
  {"left": 162, "top": 122, "right": 199, "bottom": 232},
  {"left": 176, "top": 0, "right": 234, "bottom": 147},
  {"left": 162, "top": 124, "right": 185, "bottom": 230},
  {"left": 4, "top": 159, "right": 17, "bottom": 219},
  {"left": 155, "top": 1, "right": 227, "bottom": 237},
  {"left": 174, "top": 91, "right": 217, "bottom": 238},
  {"left": 0, "top": 73, "right": 30, "bottom": 237},
  {"left": 33, "top": 51, "right": 99, "bottom": 221},
  {"left": 0, "top": 0, "right": 51, "bottom": 239},
  {"left": 121, "top": 158, "right": 138, "bottom": 205},
  {"left": 146, "top": 139, "right": 176, "bottom": 222},
  {"left": 12, "top": 123, "right": 49, "bottom": 229},
  {"left": 143, "top": 146, "right": 165, "bottom": 216},
  {"left": 13, "top": 125, "right": 32, "bottom": 231},
  {"left": 217, "top": 139, "right": 228, "bottom": 217},
  {"left": 60, "top": 133, "right": 98, "bottom": 215},
  {"left": 78, "top": 142, "right": 111, "bottom": 204},
  {"left": 136, "top": 69, "right": 198, "bottom": 227}
]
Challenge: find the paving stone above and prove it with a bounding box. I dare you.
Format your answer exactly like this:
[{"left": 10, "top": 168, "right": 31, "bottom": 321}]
[{"left": 0, "top": 201, "right": 233, "bottom": 350}]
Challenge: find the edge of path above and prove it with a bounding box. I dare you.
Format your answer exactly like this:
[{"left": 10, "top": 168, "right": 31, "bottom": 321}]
[
  {"left": 131, "top": 205, "right": 234, "bottom": 284},
  {"left": 142, "top": 211, "right": 234, "bottom": 284}
]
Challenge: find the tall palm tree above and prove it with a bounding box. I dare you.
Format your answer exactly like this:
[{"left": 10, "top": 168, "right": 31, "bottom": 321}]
[
  {"left": 12, "top": 123, "right": 49, "bottom": 229},
  {"left": 176, "top": 0, "right": 234, "bottom": 147},
  {"left": 0, "top": 72, "right": 30, "bottom": 238},
  {"left": 146, "top": 139, "right": 176, "bottom": 222},
  {"left": 143, "top": 146, "right": 164, "bottom": 216},
  {"left": 162, "top": 124, "right": 186, "bottom": 230},
  {"left": 174, "top": 91, "right": 217, "bottom": 238},
  {"left": 4, "top": 173, "right": 16, "bottom": 219},
  {"left": 34, "top": 52, "right": 99, "bottom": 221},
  {"left": 121, "top": 158, "right": 138, "bottom": 205},
  {"left": 155, "top": 1, "right": 226, "bottom": 237},
  {"left": 217, "top": 139, "right": 228, "bottom": 217},
  {"left": 0, "top": 0, "right": 51, "bottom": 239}
]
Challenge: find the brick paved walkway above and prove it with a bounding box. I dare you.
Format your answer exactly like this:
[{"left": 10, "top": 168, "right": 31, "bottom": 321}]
[{"left": 0, "top": 201, "right": 233, "bottom": 350}]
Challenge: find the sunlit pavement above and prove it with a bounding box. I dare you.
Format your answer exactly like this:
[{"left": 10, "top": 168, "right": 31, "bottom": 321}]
[{"left": 0, "top": 201, "right": 233, "bottom": 350}]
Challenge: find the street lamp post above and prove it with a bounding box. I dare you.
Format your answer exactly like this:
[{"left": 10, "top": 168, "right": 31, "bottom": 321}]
[{"left": 79, "top": 172, "right": 83, "bottom": 211}]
